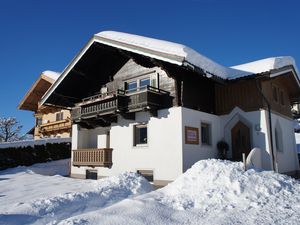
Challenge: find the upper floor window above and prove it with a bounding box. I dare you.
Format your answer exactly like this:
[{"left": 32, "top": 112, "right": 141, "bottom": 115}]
[
  {"left": 127, "top": 81, "right": 137, "bottom": 92},
  {"left": 272, "top": 84, "right": 285, "bottom": 106},
  {"left": 36, "top": 117, "right": 42, "bottom": 126},
  {"left": 140, "top": 78, "right": 150, "bottom": 89},
  {"left": 272, "top": 85, "right": 278, "bottom": 103},
  {"left": 280, "top": 90, "right": 284, "bottom": 105},
  {"left": 56, "top": 112, "right": 64, "bottom": 121}
]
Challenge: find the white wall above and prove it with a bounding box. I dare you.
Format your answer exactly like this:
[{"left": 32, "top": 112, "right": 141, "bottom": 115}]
[
  {"left": 270, "top": 113, "right": 300, "bottom": 173},
  {"left": 71, "top": 107, "right": 183, "bottom": 182},
  {"left": 220, "top": 107, "right": 299, "bottom": 173},
  {"left": 181, "top": 107, "right": 222, "bottom": 172}
]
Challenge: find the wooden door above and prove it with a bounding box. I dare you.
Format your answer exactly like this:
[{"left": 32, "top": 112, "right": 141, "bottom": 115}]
[{"left": 231, "top": 121, "right": 251, "bottom": 161}]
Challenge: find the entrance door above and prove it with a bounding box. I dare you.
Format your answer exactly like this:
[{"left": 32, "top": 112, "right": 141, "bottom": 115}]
[{"left": 231, "top": 121, "right": 251, "bottom": 161}]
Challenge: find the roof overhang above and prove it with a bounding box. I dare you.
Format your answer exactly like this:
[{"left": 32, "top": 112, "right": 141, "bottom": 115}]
[
  {"left": 18, "top": 73, "right": 56, "bottom": 112},
  {"left": 40, "top": 36, "right": 197, "bottom": 108}
]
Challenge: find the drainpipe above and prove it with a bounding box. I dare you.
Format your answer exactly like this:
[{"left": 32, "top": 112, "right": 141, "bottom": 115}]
[{"left": 255, "top": 79, "right": 277, "bottom": 172}]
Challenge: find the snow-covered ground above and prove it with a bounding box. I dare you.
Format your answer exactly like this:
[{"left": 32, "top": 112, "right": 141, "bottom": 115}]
[{"left": 1, "top": 159, "right": 300, "bottom": 225}]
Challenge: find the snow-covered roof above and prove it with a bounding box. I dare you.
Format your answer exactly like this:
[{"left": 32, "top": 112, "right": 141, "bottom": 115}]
[
  {"left": 96, "top": 31, "right": 246, "bottom": 79},
  {"left": 42, "top": 70, "right": 60, "bottom": 81},
  {"left": 230, "top": 56, "right": 300, "bottom": 78},
  {"left": 95, "top": 31, "right": 299, "bottom": 80}
]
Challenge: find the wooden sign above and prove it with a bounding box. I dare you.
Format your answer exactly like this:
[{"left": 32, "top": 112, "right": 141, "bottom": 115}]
[{"left": 185, "top": 126, "right": 199, "bottom": 145}]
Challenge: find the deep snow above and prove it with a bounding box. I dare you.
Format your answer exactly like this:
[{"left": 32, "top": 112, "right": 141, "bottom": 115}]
[{"left": 1, "top": 159, "right": 300, "bottom": 225}]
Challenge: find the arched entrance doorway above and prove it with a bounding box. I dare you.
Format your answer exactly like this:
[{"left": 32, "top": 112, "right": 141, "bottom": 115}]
[{"left": 231, "top": 121, "right": 251, "bottom": 161}]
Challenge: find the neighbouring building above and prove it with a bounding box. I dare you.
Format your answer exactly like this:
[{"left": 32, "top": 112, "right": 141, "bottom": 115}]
[
  {"left": 18, "top": 71, "right": 71, "bottom": 140},
  {"left": 40, "top": 31, "right": 300, "bottom": 184}
]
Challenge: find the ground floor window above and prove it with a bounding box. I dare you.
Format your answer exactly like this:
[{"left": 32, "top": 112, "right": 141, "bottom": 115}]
[
  {"left": 201, "top": 122, "right": 211, "bottom": 145},
  {"left": 86, "top": 170, "right": 98, "bottom": 180},
  {"left": 137, "top": 170, "right": 153, "bottom": 182},
  {"left": 134, "top": 124, "right": 148, "bottom": 146},
  {"left": 275, "top": 122, "right": 283, "bottom": 152}
]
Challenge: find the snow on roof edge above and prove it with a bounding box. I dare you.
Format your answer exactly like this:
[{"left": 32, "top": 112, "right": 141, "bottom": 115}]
[
  {"left": 96, "top": 31, "right": 299, "bottom": 80},
  {"left": 96, "top": 31, "right": 246, "bottom": 79},
  {"left": 42, "top": 70, "right": 61, "bottom": 81}
]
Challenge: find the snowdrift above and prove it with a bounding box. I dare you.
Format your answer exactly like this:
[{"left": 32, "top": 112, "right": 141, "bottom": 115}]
[
  {"left": 155, "top": 159, "right": 300, "bottom": 223},
  {"left": 1, "top": 159, "right": 300, "bottom": 224}
]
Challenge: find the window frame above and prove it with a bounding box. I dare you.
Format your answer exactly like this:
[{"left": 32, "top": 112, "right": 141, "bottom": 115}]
[
  {"left": 133, "top": 123, "right": 148, "bottom": 147},
  {"left": 200, "top": 122, "right": 212, "bottom": 146},
  {"left": 56, "top": 112, "right": 64, "bottom": 121}
]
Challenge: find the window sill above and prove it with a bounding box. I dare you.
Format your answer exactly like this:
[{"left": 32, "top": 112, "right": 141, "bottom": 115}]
[{"left": 133, "top": 144, "right": 148, "bottom": 148}]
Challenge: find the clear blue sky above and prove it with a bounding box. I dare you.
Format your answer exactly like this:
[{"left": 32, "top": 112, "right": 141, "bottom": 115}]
[{"left": 0, "top": 0, "right": 300, "bottom": 134}]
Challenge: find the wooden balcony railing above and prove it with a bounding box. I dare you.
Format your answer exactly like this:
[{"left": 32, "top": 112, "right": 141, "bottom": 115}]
[
  {"left": 72, "top": 90, "right": 127, "bottom": 120},
  {"left": 39, "top": 119, "right": 71, "bottom": 134},
  {"left": 71, "top": 86, "right": 171, "bottom": 121},
  {"left": 72, "top": 148, "right": 113, "bottom": 167}
]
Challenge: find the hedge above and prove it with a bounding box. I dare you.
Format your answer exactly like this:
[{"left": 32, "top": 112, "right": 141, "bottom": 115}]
[{"left": 0, "top": 142, "right": 71, "bottom": 170}]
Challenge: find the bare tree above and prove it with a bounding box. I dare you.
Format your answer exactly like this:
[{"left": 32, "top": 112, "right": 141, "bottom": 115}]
[{"left": 0, "top": 117, "right": 23, "bottom": 142}]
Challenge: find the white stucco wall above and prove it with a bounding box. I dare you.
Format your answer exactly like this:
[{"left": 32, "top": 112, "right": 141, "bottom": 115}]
[
  {"left": 71, "top": 106, "right": 299, "bottom": 181},
  {"left": 181, "top": 107, "right": 222, "bottom": 172},
  {"left": 270, "top": 113, "right": 299, "bottom": 173},
  {"left": 71, "top": 107, "right": 183, "bottom": 182},
  {"left": 220, "top": 107, "right": 299, "bottom": 173}
]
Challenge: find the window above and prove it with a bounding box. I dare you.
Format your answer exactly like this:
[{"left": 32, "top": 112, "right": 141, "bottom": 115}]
[
  {"left": 56, "top": 112, "right": 64, "bottom": 121},
  {"left": 127, "top": 81, "right": 137, "bottom": 92},
  {"left": 36, "top": 117, "right": 42, "bottom": 126},
  {"left": 201, "top": 123, "right": 211, "bottom": 145},
  {"left": 280, "top": 91, "right": 284, "bottom": 105},
  {"left": 137, "top": 170, "right": 153, "bottom": 182},
  {"left": 86, "top": 170, "right": 98, "bottom": 180},
  {"left": 275, "top": 122, "right": 283, "bottom": 152},
  {"left": 125, "top": 75, "right": 154, "bottom": 93},
  {"left": 272, "top": 85, "right": 278, "bottom": 103},
  {"left": 140, "top": 78, "right": 150, "bottom": 89},
  {"left": 134, "top": 124, "right": 148, "bottom": 146}
]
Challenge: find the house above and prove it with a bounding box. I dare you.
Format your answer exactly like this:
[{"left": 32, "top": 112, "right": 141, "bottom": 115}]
[
  {"left": 40, "top": 31, "right": 300, "bottom": 184},
  {"left": 18, "top": 71, "right": 71, "bottom": 140}
]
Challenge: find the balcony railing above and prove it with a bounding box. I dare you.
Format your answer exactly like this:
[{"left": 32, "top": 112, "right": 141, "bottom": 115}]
[
  {"left": 72, "top": 148, "right": 113, "bottom": 167},
  {"left": 71, "top": 86, "right": 171, "bottom": 121},
  {"left": 72, "top": 90, "right": 127, "bottom": 120},
  {"left": 39, "top": 118, "right": 71, "bottom": 134}
]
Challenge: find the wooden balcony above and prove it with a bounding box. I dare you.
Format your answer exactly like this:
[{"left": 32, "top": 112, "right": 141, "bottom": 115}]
[
  {"left": 127, "top": 86, "right": 171, "bottom": 112},
  {"left": 72, "top": 148, "right": 113, "bottom": 167},
  {"left": 72, "top": 90, "right": 127, "bottom": 121},
  {"left": 71, "top": 86, "right": 171, "bottom": 122},
  {"left": 39, "top": 118, "right": 71, "bottom": 134}
]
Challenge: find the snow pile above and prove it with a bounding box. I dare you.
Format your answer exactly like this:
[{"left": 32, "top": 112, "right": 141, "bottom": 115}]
[
  {"left": 1, "top": 159, "right": 300, "bottom": 224},
  {"left": 57, "top": 159, "right": 300, "bottom": 225},
  {"left": 0, "top": 160, "right": 152, "bottom": 225},
  {"left": 155, "top": 159, "right": 300, "bottom": 223},
  {"left": 43, "top": 70, "right": 61, "bottom": 81},
  {"left": 96, "top": 31, "right": 298, "bottom": 80}
]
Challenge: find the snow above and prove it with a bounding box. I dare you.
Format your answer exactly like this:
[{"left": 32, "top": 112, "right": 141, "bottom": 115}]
[
  {"left": 231, "top": 56, "right": 300, "bottom": 78},
  {"left": 0, "top": 137, "right": 71, "bottom": 149},
  {"left": 1, "top": 159, "right": 300, "bottom": 225},
  {"left": 0, "top": 159, "right": 152, "bottom": 225},
  {"left": 96, "top": 31, "right": 298, "bottom": 80},
  {"left": 43, "top": 70, "right": 61, "bottom": 81}
]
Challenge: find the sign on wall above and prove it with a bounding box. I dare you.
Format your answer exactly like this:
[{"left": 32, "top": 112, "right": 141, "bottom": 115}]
[{"left": 185, "top": 126, "right": 199, "bottom": 145}]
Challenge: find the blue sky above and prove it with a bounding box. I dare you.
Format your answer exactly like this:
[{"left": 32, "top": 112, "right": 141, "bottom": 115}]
[{"left": 0, "top": 0, "right": 300, "bottom": 134}]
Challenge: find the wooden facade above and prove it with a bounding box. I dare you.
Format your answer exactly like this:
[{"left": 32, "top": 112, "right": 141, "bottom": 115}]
[
  {"left": 215, "top": 79, "right": 263, "bottom": 115},
  {"left": 261, "top": 78, "right": 293, "bottom": 118}
]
